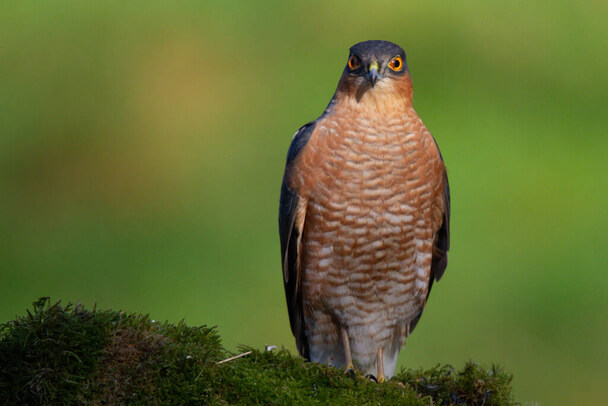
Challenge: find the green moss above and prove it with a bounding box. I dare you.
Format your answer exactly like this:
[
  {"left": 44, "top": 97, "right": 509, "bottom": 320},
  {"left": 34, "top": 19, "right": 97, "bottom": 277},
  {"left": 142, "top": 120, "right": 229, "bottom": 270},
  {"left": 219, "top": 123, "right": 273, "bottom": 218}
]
[
  {"left": 0, "top": 298, "right": 517, "bottom": 405},
  {"left": 396, "top": 363, "right": 514, "bottom": 406},
  {"left": 0, "top": 297, "right": 115, "bottom": 404}
]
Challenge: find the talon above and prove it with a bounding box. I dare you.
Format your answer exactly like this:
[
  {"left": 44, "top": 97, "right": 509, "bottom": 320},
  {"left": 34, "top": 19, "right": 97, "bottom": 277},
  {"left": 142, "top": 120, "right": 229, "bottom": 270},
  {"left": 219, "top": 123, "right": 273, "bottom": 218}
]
[
  {"left": 344, "top": 363, "right": 356, "bottom": 378},
  {"left": 366, "top": 374, "right": 379, "bottom": 383}
]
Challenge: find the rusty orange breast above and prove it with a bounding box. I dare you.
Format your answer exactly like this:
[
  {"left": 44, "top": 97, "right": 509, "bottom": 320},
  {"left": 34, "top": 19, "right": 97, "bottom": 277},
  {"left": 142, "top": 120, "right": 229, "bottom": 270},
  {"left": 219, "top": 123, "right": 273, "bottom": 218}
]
[{"left": 289, "top": 92, "right": 446, "bottom": 323}]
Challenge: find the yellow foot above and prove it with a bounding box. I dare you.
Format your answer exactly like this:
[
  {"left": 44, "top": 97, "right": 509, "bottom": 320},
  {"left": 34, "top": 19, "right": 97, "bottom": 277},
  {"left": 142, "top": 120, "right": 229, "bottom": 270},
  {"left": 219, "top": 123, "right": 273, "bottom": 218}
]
[
  {"left": 344, "top": 363, "right": 355, "bottom": 377},
  {"left": 366, "top": 374, "right": 386, "bottom": 383}
]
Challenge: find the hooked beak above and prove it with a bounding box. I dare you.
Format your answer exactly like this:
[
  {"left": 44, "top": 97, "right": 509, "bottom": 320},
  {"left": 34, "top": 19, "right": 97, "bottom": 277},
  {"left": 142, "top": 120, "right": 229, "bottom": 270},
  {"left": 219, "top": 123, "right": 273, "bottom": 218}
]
[{"left": 366, "top": 61, "right": 380, "bottom": 87}]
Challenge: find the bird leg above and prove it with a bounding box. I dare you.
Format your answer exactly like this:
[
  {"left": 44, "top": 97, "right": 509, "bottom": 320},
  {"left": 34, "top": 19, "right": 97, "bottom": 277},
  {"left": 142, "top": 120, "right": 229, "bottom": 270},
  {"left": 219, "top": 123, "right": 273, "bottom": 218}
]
[
  {"left": 341, "top": 327, "right": 355, "bottom": 375},
  {"left": 376, "top": 347, "right": 386, "bottom": 383}
]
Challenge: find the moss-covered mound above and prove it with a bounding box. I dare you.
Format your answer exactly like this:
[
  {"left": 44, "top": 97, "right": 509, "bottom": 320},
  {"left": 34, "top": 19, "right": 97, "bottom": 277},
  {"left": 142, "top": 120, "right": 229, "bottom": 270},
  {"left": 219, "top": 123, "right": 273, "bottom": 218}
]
[{"left": 0, "top": 298, "right": 516, "bottom": 405}]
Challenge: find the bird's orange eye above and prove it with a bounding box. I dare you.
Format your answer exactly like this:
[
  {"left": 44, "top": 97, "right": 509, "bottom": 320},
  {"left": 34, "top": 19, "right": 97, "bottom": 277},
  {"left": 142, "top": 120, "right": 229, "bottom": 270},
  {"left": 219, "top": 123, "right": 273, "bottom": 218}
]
[
  {"left": 348, "top": 55, "right": 360, "bottom": 70},
  {"left": 388, "top": 56, "right": 403, "bottom": 71}
]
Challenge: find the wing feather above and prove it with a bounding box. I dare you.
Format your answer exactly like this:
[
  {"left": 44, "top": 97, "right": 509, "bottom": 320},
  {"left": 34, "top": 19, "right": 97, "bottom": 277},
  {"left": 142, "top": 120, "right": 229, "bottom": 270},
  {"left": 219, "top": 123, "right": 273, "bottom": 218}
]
[
  {"left": 278, "top": 122, "right": 317, "bottom": 359},
  {"left": 431, "top": 169, "right": 450, "bottom": 282}
]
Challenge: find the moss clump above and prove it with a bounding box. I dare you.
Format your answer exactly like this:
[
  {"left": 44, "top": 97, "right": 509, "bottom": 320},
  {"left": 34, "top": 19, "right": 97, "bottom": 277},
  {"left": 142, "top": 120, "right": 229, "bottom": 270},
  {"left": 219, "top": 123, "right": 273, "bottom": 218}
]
[
  {"left": 0, "top": 298, "right": 517, "bottom": 405},
  {"left": 397, "top": 363, "right": 514, "bottom": 406},
  {"left": 0, "top": 297, "right": 115, "bottom": 404}
]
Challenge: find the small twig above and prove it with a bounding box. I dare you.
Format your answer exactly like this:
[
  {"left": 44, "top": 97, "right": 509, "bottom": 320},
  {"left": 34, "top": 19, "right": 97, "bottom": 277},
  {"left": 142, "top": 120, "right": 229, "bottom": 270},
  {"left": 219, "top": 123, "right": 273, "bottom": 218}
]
[{"left": 216, "top": 350, "right": 252, "bottom": 365}]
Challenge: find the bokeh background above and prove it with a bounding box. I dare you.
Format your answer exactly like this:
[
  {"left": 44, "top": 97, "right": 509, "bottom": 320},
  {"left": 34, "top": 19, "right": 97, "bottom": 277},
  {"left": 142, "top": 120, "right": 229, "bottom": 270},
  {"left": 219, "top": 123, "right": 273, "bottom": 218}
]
[{"left": 1, "top": 1, "right": 606, "bottom": 404}]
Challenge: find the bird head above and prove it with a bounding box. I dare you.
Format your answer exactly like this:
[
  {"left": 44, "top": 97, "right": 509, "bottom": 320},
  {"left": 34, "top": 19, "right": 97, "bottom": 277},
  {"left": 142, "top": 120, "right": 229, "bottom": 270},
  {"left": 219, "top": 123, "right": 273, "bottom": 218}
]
[{"left": 336, "top": 40, "right": 413, "bottom": 104}]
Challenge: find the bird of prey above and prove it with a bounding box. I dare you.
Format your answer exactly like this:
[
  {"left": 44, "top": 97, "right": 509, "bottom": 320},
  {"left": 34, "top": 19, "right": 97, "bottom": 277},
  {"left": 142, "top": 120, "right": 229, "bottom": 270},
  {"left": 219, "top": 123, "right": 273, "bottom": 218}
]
[{"left": 279, "top": 40, "right": 450, "bottom": 382}]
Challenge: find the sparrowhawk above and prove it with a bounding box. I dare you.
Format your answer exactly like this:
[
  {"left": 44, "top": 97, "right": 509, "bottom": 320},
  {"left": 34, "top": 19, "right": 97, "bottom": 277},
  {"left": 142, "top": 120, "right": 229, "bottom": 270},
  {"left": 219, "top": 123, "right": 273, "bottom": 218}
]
[{"left": 279, "top": 40, "right": 450, "bottom": 382}]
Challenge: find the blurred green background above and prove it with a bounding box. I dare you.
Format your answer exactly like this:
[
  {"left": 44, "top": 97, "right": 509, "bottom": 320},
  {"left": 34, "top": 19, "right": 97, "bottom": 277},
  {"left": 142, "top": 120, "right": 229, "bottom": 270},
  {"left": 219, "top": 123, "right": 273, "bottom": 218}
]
[{"left": 1, "top": 1, "right": 606, "bottom": 404}]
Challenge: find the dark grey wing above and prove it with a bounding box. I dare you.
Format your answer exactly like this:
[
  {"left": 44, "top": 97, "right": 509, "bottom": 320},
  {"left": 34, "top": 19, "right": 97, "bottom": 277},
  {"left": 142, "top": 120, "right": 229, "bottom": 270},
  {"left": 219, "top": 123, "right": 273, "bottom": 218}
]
[
  {"left": 428, "top": 136, "right": 450, "bottom": 286},
  {"left": 279, "top": 121, "right": 317, "bottom": 360},
  {"left": 431, "top": 169, "right": 450, "bottom": 282}
]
